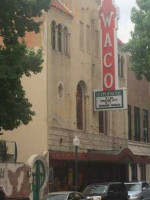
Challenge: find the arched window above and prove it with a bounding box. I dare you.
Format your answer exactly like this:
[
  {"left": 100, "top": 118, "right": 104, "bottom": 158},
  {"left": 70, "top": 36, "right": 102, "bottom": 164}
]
[
  {"left": 76, "top": 81, "right": 88, "bottom": 130},
  {"left": 57, "top": 24, "right": 62, "bottom": 52},
  {"left": 76, "top": 84, "right": 83, "bottom": 130},
  {"left": 51, "top": 21, "right": 56, "bottom": 50}
]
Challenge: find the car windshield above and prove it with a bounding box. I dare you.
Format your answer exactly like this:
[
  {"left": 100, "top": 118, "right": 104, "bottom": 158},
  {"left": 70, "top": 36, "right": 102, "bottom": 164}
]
[
  {"left": 44, "top": 194, "right": 67, "bottom": 200},
  {"left": 83, "top": 185, "right": 107, "bottom": 196},
  {"left": 125, "top": 184, "right": 141, "bottom": 192}
]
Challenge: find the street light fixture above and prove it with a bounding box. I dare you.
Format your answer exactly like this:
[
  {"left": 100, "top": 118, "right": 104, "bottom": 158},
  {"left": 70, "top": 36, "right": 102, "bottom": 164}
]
[{"left": 73, "top": 135, "right": 80, "bottom": 191}]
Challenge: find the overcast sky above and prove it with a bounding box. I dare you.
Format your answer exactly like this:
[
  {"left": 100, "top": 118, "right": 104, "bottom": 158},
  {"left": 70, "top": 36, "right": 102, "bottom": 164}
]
[{"left": 115, "top": 0, "right": 137, "bottom": 43}]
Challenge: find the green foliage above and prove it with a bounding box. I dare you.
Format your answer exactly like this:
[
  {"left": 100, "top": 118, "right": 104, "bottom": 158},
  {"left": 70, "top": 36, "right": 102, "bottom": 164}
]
[
  {"left": 123, "top": 0, "right": 150, "bottom": 81},
  {"left": 0, "top": 0, "right": 51, "bottom": 131}
]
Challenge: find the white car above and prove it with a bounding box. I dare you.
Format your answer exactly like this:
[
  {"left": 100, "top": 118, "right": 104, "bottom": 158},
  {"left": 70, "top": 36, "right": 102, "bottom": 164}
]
[
  {"left": 44, "top": 191, "right": 85, "bottom": 200},
  {"left": 125, "top": 182, "right": 150, "bottom": 200}
]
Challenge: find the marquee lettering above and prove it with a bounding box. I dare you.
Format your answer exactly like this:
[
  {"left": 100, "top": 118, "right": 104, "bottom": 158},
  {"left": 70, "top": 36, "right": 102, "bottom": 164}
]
[
  {"left": 100, "top": 12, "right": 114, "bottom": 28},
  {"left": 104, "top": 53, "right": 112, "bottom": 68},
  {"left": 104, "top": 73, "right": 113, "bottom": 89},
  {"left": 104, "top": 33, "right": 112, "bottom": 47},
  {"left": 99, "top": 0, "right": 119, "bottom": 91}
]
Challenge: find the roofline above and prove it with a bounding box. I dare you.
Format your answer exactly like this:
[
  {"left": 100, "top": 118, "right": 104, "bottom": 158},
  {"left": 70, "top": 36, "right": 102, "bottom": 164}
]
[{"left": 51, "top": 0, "right": 73, "bottom": 18}]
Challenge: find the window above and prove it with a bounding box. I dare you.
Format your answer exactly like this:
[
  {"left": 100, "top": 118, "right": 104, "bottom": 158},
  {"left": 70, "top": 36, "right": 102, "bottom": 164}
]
[
  {"left": 57, "top": 24, "right": 62, "bottom": 52},
  {"left": 99, "top": 111, "right": 104, "bottom": 133},
  {"left": 95, "top": 30, "right": 99, "bottom": 57},
  {"left": 58, "top": 84, "right": 63, "bottom": 98},
  {"left": 86, "top": 25, "right": 91, "bottom": 54},
  {"left": 99, "top": 111, "right": 107, "bottom": 134},
  {"left": 140, "top": 165, "right": 146, "bottom": 181},
  {"left": 51, "top": 22, "right": 70, "bottom": 55},
  {"left": 143, "top": 110, "right": 148, "bottom": 143},
  {"left": 118, "top": 53, "right": 120, "bottom": 73},
  {"left": 118, "top": 54, "right": 124, "bottom": 78},
  {"left": 79, "top": 22, "right": 84, "bottom": 50},
  {"left": 51, "top": 21, "right": 56, "bottom": 49},
  {"left": 128, "top": 105, "right": 132, "bottom": 140},
  {"left": 76, "top": 82, "right": 87, "bottom": 130},
  {"left": 120, "top": 56, "right": 124, "bottom": 77},
  {"left": 134, "top": 107, "right": 140, "bottom": 141},
  {"left": 131, "top": 164, "right": 137, "bottom": 181},
  {"left": 76, "top": 84, "right": 83, "bottom": 130},
  {"left": 64, "top": 27, "right": 69, "bottom": 55}
]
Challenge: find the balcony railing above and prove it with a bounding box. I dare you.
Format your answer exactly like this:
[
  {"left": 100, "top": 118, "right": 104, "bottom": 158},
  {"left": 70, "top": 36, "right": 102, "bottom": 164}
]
[{"left": 0, "top": 140, "right": 17, "bottom": 163}]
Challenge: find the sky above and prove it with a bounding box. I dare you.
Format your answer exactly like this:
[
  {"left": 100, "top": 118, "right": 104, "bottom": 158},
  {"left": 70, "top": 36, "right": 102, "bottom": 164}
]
[{"left": 115, "top": 0, "right": 137, "bottom": 43}]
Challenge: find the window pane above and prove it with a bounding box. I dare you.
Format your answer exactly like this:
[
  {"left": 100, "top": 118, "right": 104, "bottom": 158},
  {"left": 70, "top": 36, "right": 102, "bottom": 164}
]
[
  {"left": 120, "top": 56, "right": 124, "bottom": 77},
  {"left": 76, "top": 85, "right": 83, "bottom": 130},
  {"left": 134, "top": 107, "right": 140, "bottom": 141},
  {"left": 99, "top": 111, "right": 104, "bottom": 133},
  {"left": 128, "top": 105, "right": 132, "bottom": 140},
  {"left": 118, "top": 53, "right": 120, "bottom": 76},
  {"left": 143, "top": 110, "right": 148, "bottom": 143},
  {"left": 140, "top": 164, "right": 146, "bottom": 181},
  {"left": 51, "top": 21, "right": 56, "bottom": 49},
  {"left": 95, "top": 30, "right": 99, "bottom": 57},
  {"left": 57, "top": 24, "right": 62, "bottom": 52},
  {"left": 131, "top": 164, "right": 137, "bottom": 181},
  {"left": 86, "top": 25, "right": 91, "bottom": 54},
  {"left": 80, "top": 22, "right": 84, "bottom": 50}
]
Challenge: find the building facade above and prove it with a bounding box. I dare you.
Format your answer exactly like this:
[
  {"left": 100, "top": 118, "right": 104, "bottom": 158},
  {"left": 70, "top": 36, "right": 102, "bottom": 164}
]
[{"left": 2, "top": 0, "right": 150, "bottom": 199}]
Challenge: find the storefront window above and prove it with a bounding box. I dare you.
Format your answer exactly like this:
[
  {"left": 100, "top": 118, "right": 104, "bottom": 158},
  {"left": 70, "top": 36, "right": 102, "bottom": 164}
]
[
  {"left": 131, "top": 164, "right": 137, "bottom": 181},
  {"left": 134, "top": 107, "right": 140, "bottom": 141},
  {"left": 143, "top": 110, "right": 148, "bottom": 143},
  {"left": 140, "top": 164, "right": 146, "bottom": 181}
]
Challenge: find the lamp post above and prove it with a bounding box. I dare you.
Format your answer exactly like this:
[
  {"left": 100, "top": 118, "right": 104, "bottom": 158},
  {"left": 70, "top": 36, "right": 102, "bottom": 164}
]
[{"left": 73, "top": 135, "right": 80, "bottom": 191}]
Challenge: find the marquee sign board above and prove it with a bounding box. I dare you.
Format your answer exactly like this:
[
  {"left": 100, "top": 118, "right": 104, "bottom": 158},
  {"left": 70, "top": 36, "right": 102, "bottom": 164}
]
[
  {"left": 99, "top": 0, "right": 119, "bottom": 91},
  {"left": 93, "top": 0, "right": 127, "bottom": 111},
  {"left": 93, "top": 89, "right": 127, "bottom": 111}
]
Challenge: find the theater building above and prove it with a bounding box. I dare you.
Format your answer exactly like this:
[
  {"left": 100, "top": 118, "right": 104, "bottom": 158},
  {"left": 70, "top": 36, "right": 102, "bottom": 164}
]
[{"left": 2, "top": 0, "right": 150, "bottom": 198}]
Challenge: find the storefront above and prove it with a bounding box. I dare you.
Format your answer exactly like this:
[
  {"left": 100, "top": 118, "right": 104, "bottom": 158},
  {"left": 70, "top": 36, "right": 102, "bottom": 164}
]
[{"left": 49, "top": 148, "right": 150, "bottom": 192}]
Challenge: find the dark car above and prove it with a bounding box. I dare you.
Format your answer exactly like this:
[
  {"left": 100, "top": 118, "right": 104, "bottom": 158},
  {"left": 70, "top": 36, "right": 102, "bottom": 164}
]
[
  {"left": 44, "top": 191, "right": 85, "bottom": 200},
  {"left": 83, "top": 182, "right": 129, "bottom": 200}
]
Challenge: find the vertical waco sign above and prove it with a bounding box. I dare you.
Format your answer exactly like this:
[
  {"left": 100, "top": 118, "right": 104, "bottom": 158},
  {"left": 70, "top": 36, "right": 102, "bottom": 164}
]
[
  {"left": 93, "top": 0, "right": 127, "bottom": 111},
  {"left": 99, "top": 0, "right": 119, "bottom": 91}
]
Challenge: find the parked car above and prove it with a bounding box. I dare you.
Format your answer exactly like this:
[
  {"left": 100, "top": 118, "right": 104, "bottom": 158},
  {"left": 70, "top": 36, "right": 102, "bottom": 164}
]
[
  {"left": 43, "top": 191, "right": 85, "bottom": 200},
  {"left": 125, "top": 181, "right": 150, "bottom": 200},
  {"left": 83, "top": 182, "right": 129, "bottom": 200}
]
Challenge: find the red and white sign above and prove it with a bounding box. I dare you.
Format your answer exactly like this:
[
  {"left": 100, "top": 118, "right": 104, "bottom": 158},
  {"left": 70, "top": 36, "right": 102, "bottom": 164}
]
[{"left": 99, "top": 0, "right": 119, "bottom": 91}]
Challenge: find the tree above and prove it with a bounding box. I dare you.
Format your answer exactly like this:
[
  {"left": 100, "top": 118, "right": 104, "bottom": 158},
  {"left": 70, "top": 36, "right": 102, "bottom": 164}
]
[
  {"left": 123, "top": 0, "right": 150, "bottom": 81},
  {"left": 0, "top": 0, "right": 51, "bottom": 131}
]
